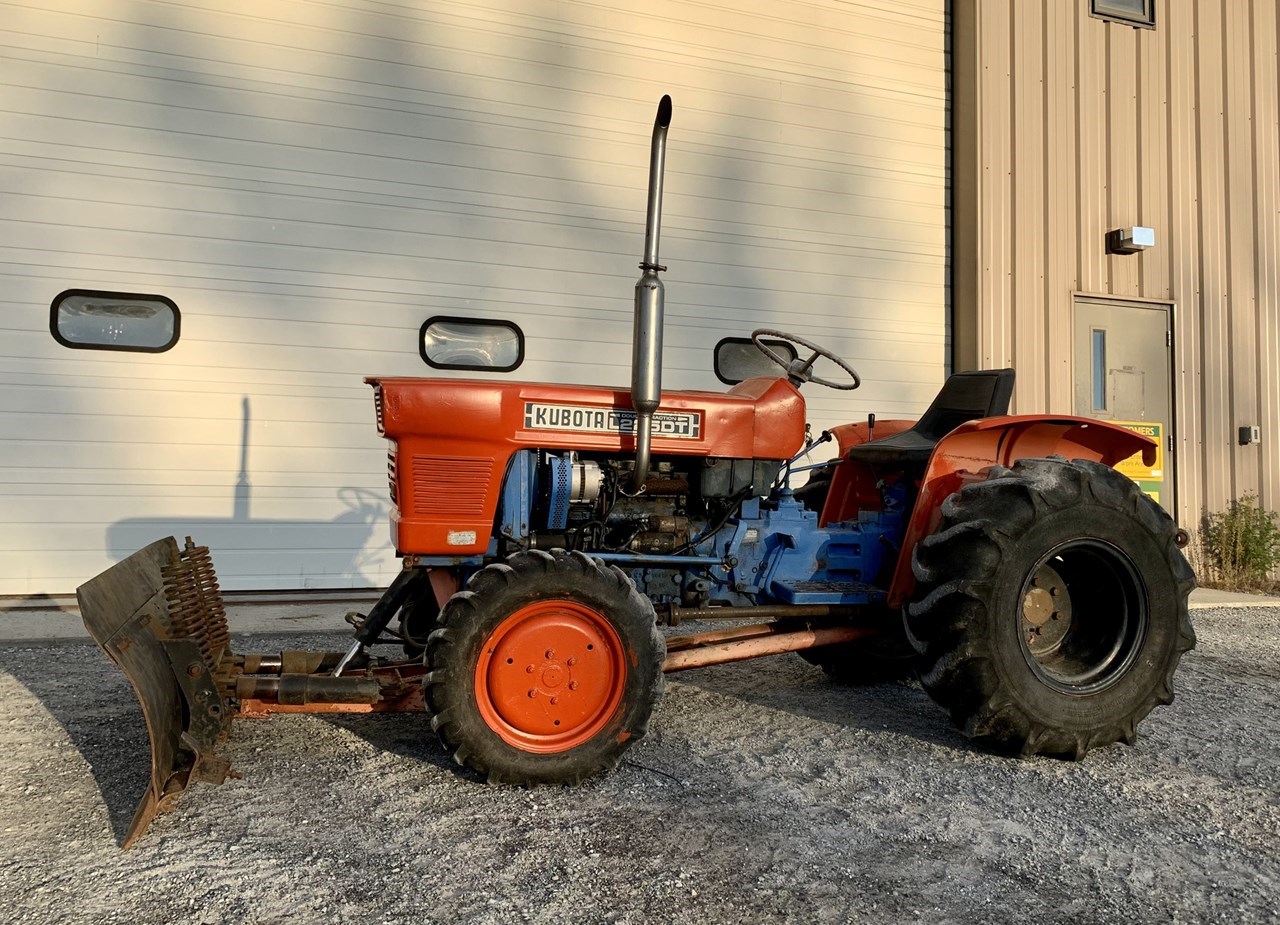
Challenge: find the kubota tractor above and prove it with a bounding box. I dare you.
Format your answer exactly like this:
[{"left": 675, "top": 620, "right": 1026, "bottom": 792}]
[{"left": 79, "top": 97, "right": 1195, "bottom": 847}]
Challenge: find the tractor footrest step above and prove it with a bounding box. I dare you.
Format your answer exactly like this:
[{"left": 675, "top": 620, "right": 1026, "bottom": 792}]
[{"left": 770, "top": 579, "right": 886, "bottom": 605}]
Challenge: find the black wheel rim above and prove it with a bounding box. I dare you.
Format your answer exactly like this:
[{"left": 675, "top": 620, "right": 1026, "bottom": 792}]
[{"left": 1017, "top": 539, "right": 1149, "bottom": 694}]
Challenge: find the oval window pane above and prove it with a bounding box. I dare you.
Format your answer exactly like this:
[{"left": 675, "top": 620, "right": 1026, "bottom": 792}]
[
  {"left": 714, "top": 337, "right": 797, "bottom": 384},
  {"left": 420, "top": 317, "right": 524, "bottom": 372},
  {"left": 51, "top": 290, "right": 179, "bottom": 352}
]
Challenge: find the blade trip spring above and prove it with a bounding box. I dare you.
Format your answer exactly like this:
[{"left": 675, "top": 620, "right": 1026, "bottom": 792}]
[{"left": 161, "top": 537, "right": 231, "bottom": 673}]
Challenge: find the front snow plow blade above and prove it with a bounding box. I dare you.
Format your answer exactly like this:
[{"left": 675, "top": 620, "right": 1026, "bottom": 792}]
[
  {"left": 78, "top": 536, "right": 429, "bottom": 848},
  {"left": 77, "top": 536, "right": 238, "bottom": 848}
]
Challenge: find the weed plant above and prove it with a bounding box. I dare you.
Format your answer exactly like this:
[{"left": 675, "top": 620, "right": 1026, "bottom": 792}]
[{"left": 1199, "top": 493, "right": 1280, "bottom": 592}]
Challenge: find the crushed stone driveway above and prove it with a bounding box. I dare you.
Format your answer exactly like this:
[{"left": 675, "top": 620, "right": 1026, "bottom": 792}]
[{"left": 1, "top": 606, "right": 1277, "bottom": 925}]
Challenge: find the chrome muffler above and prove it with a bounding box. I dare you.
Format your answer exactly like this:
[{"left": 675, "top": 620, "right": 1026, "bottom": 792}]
[{"left": 630, "top": 95, "right": 672, "bottom": 492}]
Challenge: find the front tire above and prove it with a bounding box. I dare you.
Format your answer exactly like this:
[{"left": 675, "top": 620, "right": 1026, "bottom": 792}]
[
  {"left": 906, "top": 457, "right": 1196, "bottom": 758},
  {"left": 425, "top": 549, "right": 665, "bottom": 784}
]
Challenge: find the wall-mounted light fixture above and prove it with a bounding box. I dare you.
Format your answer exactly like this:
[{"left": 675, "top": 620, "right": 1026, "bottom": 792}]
[{"left": 1106, "top": 226, "right": 1156, "bottom": 255}]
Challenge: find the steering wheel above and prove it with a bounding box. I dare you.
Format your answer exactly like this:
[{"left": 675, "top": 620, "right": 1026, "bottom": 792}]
[{"left": 751, "top": 328, "right": 861, "bottom": 391}]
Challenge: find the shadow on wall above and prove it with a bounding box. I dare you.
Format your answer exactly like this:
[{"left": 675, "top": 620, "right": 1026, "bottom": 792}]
[
  {"left": 105, "top": 398, "right": 387, "bottom": 590},
  {"left": 0, "top": 593, "right": 78, "bottom": 614}
]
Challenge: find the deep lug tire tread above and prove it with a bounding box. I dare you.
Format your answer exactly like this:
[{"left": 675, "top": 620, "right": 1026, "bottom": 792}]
[
  {"left": 906, "top": 457, "right": 1196, "bottom": 759},
  {"left": 424, "top": 549, "right": 665, "bottom": 785}
]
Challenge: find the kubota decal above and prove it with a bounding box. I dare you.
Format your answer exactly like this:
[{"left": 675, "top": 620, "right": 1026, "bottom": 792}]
[{"left": 523, "top": 402, "right": 702, "bottom": 439}]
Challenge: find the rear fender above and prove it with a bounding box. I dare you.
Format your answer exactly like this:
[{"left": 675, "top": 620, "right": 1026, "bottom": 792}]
[
  {"left": 887, "top": 416, "right": 1157, "bottom": 608},
  {"left": 818, "top": 419, "right": 917, "bottom": 526}
]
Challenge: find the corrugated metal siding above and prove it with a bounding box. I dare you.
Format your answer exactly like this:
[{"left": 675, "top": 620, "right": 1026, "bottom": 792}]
[
  {"left": 1044, "top": 0, "right": 1077, "bottom": 411},
  {"left": 0, "top": 0, "right": 948, "bottom": 594},
  {"left": 953, "top": 0, "right": 1280, "bottom": 529},
  {"left": 1167, "top": 3, "right": 1205, "bottom": 523},
  {"left": 1256, "top": 1, "right": 1280, "bottom": 518},
  {"left": 1012, "top": 0, "right": 1045, "bottom": 412}
]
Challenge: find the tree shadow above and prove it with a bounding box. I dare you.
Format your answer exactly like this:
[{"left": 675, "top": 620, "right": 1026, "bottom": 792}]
[
  {"left": 0, "top": 645, "right": 151, "bottom": 845},
  {"left": 316, "top": 711, "right": 481, "bottom": 781},
  {"left": 0, "top": 593, "right": 78, "bottom": 614},
  {"left": 666, "top": 653, "right": 975, "bottom": 754}
]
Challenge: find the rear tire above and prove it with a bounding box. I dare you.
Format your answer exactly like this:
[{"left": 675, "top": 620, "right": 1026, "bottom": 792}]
[
  {"left": 906, "top": 457, "right": 1196, "bottom": 758},
  {"left": 425, "top": 549, "right": 665, "bottom": 784}
]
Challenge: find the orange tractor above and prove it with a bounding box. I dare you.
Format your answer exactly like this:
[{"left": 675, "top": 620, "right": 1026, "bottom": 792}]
[{"left": 80, "top": 97, "right": 1195, "bottom": 846}]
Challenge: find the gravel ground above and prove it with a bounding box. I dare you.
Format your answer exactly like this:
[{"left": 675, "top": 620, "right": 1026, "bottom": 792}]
[{"left": 1, "top": 607, "right": 1277, "bottom": 925}]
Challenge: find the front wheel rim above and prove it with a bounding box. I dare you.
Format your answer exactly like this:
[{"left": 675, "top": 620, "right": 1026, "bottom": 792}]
[
  {"left": 474, "top": 600, "right": 626, "bottom": 753},
  {"left": 1017, "top": 539, "right": 1149, "bottom": 694}
]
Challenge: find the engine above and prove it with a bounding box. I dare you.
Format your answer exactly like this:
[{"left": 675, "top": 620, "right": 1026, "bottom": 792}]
[
  {"left": 496, "top": 449, "right": 783, "bottom": 559},
  {"left": 492, "top": 448, "right": 904, "bottom": 609}
]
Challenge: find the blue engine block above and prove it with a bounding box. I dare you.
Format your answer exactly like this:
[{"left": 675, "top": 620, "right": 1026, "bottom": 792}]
[
  {"left": 492, "top": 449, "right": 908, "bottom": 609},
  {"left": 707, "top": 492, "right": 903, "bottom": 607}
]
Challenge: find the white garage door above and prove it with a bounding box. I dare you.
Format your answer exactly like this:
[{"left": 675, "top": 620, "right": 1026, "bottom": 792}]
[{"left": 0, "top": 0, "right": 948, "bottom": 594}]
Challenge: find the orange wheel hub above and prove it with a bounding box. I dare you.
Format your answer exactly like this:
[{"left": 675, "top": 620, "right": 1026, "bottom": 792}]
[{"left": 474, "top": 600, "right": 626, "bottom": 753}]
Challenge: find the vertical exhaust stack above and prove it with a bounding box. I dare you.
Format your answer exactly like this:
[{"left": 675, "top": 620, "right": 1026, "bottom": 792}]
[{"left": 631, "top": 94, "right": 673, "bottom": 493}]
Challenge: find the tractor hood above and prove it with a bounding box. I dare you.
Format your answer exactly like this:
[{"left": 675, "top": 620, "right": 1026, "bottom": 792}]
[{"left": 364, "top": 375, "right": 806, "bottom": 556}]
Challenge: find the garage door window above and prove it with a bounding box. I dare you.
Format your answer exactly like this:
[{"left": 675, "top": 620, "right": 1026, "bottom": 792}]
[
  {"left": 420, "top": 316, "right": 524, "bottom": 371},
  {"left": 51, "top": 289, "right": 180, "bottom": 353}
]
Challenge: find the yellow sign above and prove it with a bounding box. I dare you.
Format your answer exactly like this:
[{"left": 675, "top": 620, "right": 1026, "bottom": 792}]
[{"left": 1112, "top": 421, "right": 1164, "bottom": 504}]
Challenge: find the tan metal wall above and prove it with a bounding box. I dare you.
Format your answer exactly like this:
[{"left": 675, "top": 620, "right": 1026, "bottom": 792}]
[{"left": 953, "top": 0, "right": 1280, "bottom": 528}]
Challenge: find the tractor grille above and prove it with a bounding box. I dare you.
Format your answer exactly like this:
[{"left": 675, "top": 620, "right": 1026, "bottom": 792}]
[
  {"left": 372, "top": 385, "right": 385, "bottom": 434},
  {"left": 386, "top": 448, "right": 398, "bottom": 506},
  {"left": 411, "top": 456, "right": 493, "bottom": 517}
]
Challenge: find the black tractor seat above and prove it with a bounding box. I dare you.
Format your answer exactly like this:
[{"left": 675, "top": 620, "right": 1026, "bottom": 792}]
[{"left": 846, "top": 368, "right": 1015, "bottom": 468}]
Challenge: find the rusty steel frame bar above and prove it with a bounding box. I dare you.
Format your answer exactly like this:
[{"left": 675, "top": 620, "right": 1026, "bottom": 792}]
[
  {"left": 664, "top": 622, "right": 780, "bottom": 652},
  {"left": 237, "top": 688, "right": 425, "bottom": 717},
  {"left": 661, "top": 603, "right": 861, "bottom": 625},
  {"left": 232, "top": 621, "right": 870, "bottom": 706},
  {"left": 662, "top": 624, "right": 870, "bottom": 672},
  {"left": 231, "top": 661, "right": 427, "bottom": 717}
]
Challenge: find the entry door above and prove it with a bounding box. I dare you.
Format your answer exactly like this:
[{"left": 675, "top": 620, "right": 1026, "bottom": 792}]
[{"left": 1072, "top": 297, "right": 1174, "bottom": 509}]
